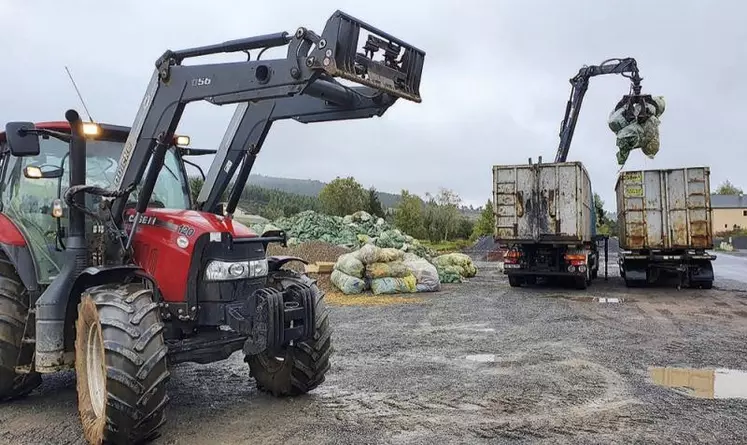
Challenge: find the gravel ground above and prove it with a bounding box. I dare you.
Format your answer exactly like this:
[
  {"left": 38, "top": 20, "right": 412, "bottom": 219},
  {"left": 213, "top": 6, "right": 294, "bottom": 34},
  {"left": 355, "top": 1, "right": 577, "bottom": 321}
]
[{"left": 1, "top": 258, "right": 747, "bottom": 444}]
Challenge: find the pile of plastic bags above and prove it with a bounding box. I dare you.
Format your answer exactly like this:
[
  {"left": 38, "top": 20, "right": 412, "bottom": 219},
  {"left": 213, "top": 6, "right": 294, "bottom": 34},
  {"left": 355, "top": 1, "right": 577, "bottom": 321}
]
[
  {"left": 433, "top": 253, "right": 479, "bottom": 283},
  {"left": 608, "top": 96, "right": 666, "bottom": 165},
  {"left": 330, "top": 244, "right": 441, "bottom": 295},
  {"left": 252, "top": 210, "right": 436, "bottom": 259}
]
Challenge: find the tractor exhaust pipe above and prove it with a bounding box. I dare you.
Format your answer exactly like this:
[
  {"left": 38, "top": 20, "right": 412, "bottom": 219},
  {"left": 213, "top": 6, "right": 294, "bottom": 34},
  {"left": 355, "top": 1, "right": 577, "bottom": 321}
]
[
  {"left": 34, "top": 109, "right": 90, "bottom": 372},
  {"left": 66, "top": 110, "right": 87, "bottom": 240}
]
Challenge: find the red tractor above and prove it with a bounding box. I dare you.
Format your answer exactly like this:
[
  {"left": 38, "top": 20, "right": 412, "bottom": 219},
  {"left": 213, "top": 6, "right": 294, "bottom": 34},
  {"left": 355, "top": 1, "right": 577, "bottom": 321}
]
[{"left": 0, "top": 10, "right": 424, "bottom": 444}]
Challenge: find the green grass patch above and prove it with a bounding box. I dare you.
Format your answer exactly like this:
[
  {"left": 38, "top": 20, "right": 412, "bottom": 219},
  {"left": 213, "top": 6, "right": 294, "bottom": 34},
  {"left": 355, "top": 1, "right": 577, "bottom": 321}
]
[{"left": 419, "top": 239, "right": 471, "bottom": 253}]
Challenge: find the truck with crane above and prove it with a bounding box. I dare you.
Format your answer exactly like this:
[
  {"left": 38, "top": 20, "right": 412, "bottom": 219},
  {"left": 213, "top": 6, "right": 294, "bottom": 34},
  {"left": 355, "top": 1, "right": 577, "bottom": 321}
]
[
  {"left": 0, "top": 10, "right": 425, "bottom": 444},
  {"left": 493, "top": 58, "right": 659, "bottom": 288}
]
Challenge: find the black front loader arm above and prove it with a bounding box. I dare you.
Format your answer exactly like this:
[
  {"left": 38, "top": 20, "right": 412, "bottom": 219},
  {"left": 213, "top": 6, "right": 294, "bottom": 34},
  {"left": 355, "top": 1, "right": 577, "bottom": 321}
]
[
  {"left": 109, "top": 10, "right": 425, "bottom": 233},
  {"left": 196, "top": 85, "right": 397, "bottom": 214},
  {"left": 554, "top": 57, "right": 641, "bottom": 163}
]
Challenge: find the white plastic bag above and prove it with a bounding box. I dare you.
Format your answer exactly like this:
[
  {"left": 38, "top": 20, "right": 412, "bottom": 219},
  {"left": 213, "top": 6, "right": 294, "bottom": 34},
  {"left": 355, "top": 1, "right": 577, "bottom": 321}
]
[{"left": 402, "top": 253, "right": 441, "bottom": 292}]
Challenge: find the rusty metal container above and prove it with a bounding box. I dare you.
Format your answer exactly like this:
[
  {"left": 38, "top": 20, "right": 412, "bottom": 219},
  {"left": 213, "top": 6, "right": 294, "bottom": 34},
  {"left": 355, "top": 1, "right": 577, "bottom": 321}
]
[
  {"left": 615, "top": 167, "right": 713, "bottom": 251},
  {"left": 493, "top": 161, "right": 594, "bottom": 245}
]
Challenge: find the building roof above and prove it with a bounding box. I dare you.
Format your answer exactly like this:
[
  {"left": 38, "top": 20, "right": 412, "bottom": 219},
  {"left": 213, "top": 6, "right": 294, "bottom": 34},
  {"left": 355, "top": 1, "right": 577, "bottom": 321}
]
[{"left": 712, "top": 194, "right": 747, "bottom": 209}]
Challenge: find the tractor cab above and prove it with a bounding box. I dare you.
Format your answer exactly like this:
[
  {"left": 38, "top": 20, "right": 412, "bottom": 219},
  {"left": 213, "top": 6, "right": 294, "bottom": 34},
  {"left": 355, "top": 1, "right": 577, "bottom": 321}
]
[{"left": 0, "top": 121, "right": 193, "bottom": 285}]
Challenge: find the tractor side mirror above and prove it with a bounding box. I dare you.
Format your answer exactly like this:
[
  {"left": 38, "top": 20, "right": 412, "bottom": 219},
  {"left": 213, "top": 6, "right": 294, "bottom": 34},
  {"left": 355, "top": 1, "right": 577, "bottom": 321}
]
[
  {"left": 23, "top": 165, "right": 64, "bottom": 179},
  {"left": 5, "top": 122, "right": 40, "bottom": 157}
]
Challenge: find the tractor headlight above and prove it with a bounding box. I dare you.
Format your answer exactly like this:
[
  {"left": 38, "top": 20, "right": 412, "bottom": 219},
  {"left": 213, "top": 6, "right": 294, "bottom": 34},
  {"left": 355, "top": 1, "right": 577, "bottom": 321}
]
[{"left": 204, "top": 259, "right": 269, "bottom": 281}]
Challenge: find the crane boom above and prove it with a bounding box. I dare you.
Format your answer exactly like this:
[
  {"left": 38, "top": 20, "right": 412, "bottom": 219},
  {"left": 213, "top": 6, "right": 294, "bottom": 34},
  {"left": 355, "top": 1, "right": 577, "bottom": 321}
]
[{"left": 554, "top": 58, "right": 643, "bottom": 163}]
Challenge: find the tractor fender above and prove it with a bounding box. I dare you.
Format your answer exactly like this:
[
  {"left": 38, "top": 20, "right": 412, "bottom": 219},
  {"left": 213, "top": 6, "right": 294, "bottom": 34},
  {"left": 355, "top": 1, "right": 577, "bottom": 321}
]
[
  {"left": 267, "top": 255, "right": 308, "bottom": 272},
  {"left": 0, "top": 214, "right": 26, "bottom": 247},
  {"left": 73, "top": 265, "right": 158, "bottom": 294},
  {"left": 61, "top": 265, "right": 159, "bottom": 360},
  {"left": 0, "top": 215, "right": 39, "bottom": 292},
  {"left": 0, "top": 243, "right": 39, "bottom": 293}
]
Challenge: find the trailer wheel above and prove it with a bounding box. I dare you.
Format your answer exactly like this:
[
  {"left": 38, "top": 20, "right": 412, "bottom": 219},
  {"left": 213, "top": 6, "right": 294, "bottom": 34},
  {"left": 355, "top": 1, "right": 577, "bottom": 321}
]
[
  {"left": 75, "top": 282, "right": 170, "bottom": 445},
  {"left": 0, "top": 253, "right": 42, "bottom": 401},
  {"left": 246, "top": 272, "right": 333, "bottom": 397}
]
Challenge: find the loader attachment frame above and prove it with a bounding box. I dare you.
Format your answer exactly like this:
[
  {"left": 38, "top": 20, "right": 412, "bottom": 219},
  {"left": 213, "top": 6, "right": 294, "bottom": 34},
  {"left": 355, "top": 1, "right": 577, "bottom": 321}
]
[{"left": 108, "top": 10, "right": 425, "bottom": 236}]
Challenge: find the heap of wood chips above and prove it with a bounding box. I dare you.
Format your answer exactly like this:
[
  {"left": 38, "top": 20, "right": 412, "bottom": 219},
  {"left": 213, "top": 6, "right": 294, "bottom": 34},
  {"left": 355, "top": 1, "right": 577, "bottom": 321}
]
[{"left": 266, "top": 241, "right": 352, "bottom": 293}]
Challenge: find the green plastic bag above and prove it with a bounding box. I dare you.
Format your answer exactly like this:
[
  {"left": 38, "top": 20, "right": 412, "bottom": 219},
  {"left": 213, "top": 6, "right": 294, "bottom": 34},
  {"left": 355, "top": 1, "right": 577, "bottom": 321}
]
[
  {"left": 365, "top": 261, "right": 411, "bottom": 279},
  {"left": 433, "top": 253, "right": 478, "bottom": 278},
  {"left": 330, "top": 270, "right": 367, "bottom": 294},
  {"left": 370, "top": 274, "right": 417, "bottom": 295},
  {"left": 357, "top": 244, "right": 404, "bottom": 264},
  {"left": 640, "top": 115, "right": 661, "bottom": 158},
  {"left": 334, "top": 252, "right": 365, "bottom": 278}
]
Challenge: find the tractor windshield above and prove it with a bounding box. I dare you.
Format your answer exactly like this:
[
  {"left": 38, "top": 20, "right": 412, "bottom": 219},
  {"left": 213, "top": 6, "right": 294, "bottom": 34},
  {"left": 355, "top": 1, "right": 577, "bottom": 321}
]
[{"left": 1, "top": 135, "right": 190, "bottom": 283}]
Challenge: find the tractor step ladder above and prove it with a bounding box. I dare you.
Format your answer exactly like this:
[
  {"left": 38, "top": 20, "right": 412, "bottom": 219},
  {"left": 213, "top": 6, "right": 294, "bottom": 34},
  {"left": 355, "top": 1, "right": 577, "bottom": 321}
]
[{"left": 14, "top": 307, "right": 36, "bottom": 374}]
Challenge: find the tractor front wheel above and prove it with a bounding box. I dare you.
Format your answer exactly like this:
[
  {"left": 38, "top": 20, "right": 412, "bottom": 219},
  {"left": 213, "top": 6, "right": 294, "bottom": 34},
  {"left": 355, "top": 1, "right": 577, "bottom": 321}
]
[
  {"left": 245, "top": 272, "right": 333, "bottom": 397},
  {"left": 75, "top": 282, "right": 170, "bottom": 445}
]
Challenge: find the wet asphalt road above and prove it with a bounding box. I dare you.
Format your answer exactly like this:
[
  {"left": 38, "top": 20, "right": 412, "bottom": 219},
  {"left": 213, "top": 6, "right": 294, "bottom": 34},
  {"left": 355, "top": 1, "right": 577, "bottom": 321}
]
[
  {"left": 712, "top": 251, "right": 747, "bottom": 285},
  {"left": 1, "top": 261, "right": 746, "bottom": 444}
]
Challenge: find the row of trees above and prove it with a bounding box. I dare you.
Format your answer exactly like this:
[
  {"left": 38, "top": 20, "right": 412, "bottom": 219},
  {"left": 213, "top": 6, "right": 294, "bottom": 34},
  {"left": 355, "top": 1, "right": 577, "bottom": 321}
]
[
  {"left": 392, "top": 189, "right": 489, "bottom": 242},
  {"left": 188, "top": 177, "right": 320, "bottom": 219}
]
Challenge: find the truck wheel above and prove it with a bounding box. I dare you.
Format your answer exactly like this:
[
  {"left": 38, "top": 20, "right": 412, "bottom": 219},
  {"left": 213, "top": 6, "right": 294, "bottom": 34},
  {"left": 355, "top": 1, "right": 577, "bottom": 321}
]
[
  {"left": 508, "top": 276, "right": 523, "bottom": 287},
  {"left": 0, "top": 253, "right": 42, "bottom": 401},
  {"left": 574, "top": 278, "right": 587, "bottom": 290},
  {"left": 246, "top": 272, "right": 333, "bottom": 397},
  {"left": 574, "top": 273, "right": 588, "bottom": 290},
  {"left": 624, "top": 278, "right": 641, "bottom": 288},
  {"left": 75, "top": 282, "right": 170, "bottom": 445}
]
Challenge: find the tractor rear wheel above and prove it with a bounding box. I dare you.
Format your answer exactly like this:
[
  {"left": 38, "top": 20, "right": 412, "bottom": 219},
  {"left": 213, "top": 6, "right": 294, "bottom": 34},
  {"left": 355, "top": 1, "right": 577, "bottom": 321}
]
[
  {"left": 0, "top": 252, "right": 42, "bottom": 401},
  {"left": 246, "top": 272, "right": 333, "bottom": 397},
  {"left": 75, "top": 282, "right": 170, "bottom": 445}
]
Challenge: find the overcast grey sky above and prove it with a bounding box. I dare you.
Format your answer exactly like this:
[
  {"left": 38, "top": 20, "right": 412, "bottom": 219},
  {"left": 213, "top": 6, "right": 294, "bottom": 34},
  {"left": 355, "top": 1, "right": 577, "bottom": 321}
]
[{"left": 2, "top": 0, "right": 745, "bottom": 209}]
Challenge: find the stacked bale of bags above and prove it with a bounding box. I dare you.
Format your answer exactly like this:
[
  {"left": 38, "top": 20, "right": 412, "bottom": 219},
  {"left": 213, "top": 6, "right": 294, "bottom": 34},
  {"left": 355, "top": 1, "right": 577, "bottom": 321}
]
[{"left": 330, "top": 244, "right": 440, "bottom": 295}]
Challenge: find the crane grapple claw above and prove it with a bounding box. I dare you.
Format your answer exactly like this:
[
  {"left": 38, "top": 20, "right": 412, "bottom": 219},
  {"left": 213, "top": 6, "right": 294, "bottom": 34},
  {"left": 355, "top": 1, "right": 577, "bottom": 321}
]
[
  {"left": 317, "top": 10, "right": 425, "bottom": 103},
  {"left": 615, "top": 93, "right": 660, "bottom": 124}
]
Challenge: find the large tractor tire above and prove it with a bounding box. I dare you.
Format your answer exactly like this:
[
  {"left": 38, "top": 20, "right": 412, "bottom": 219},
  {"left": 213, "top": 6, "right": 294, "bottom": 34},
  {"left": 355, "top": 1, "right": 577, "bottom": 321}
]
[
  {"left": 246, "top": 272, "right": 333, "bottom": 397},
  {"left": 75, "top": 282, "right": 170, "bottom": 445},
  {"left": 0, "top": 252, "right": 42, "bottom": 401}
]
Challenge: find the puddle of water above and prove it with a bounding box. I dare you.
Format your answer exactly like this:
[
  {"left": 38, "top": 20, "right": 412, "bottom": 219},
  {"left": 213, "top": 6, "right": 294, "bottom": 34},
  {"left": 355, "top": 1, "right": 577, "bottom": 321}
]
[
  {"left": 548, "top": 294, "right": 633, "bottom": 303},
  {"left": 595, "top": 297, "right": 622, "bottom": 303},
  {"left": 649, "top": 366, "right": 747, "bottom": 399},
  {"left": 466, "top": 354, "right": 496, "bottom": 363}
]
